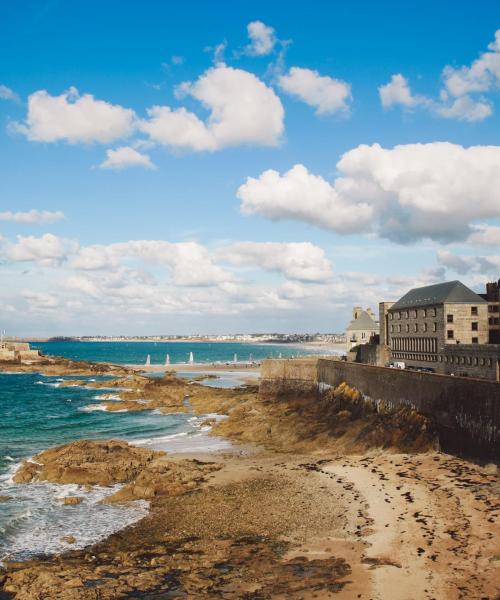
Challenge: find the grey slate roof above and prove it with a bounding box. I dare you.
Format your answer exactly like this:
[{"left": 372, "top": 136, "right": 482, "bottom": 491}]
[
  {"left": 390, "top": 280, "right": 487, "bottom": 310},
  {"left": 346, "top": 310, "right": 379, "bottom": 331}
]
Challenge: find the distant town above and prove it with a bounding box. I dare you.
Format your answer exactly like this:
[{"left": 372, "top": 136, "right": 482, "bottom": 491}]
[{"left": 43, "top": 333, "right": 347, "bottom": 344}]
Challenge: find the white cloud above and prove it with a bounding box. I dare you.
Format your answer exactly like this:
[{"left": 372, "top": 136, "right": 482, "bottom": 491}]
[
  {"left": 4, "top": 234, "right": 78, "bottom": 265},
  {"left": 378, "top": 74, "right": 429, "bottom": 109},
  {"left": 245, "top": 21, "right": 276, "bottom": 56},
  {"left": 219, "top": 241, "right": 333, "bottom": 282},
  {"left": 0, "top": 84, "right": 19, "bottom": 102},
  {"left": 279, "top": 67, "right": 351, "bottom": 115},
  {"left": 435, "top": 93, "right": 492, "bottom": 122},
  {"left": 467, "top": 225, "right": 500, "bottom": 246},
  {"left": 382, "top": 30, "right": 500, "bottom": 122},
  {"left": 0, "top": 209, "right": 65, "bottom": 225},
  {"left": 442, "top": 29, "right": 500, "bottom": 97},
  {"left": 238, "top": 163, "right": 374, "bottom": 233},
  {"left": 238, "top": 142, "right": 500, "bottom": 243},
  {"left": 140, "top": 65, "right": 284, "bottom": 151},
  {"left": 99, "top": 146, "right": 155, "bottom": 170},
  {"left": 72, "top": 240, "right": 234, "bottom": 287},
  {"left": 13, "top": 87, "right": 136, "bottom": 144}
]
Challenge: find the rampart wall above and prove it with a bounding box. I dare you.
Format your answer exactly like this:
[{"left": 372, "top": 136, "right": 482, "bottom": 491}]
[{"left": 260, "top": 358, "right": 500, "bottom": 459}]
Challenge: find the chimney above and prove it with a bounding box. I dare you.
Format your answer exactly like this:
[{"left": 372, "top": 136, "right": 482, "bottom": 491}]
[{"left": 353, "top": 306, "right": 362, "bottom": 319}]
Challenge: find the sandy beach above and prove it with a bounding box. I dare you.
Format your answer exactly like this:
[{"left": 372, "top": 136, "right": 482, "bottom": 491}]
[{"left": 0, "top": 359, "right": 498, "bottom": 599}]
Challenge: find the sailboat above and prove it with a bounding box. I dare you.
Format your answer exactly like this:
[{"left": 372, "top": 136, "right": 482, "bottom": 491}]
[
  {"left": 145, "top": 354, "right": 151, "bottom": 366},
  {"left": 165, "top": 354, "right": 170, "bottom": 366},
  {"left": 188, "top": 352, "right": 194, "bottom": 365},
  {"left": 233, "top": 353, "right": 238, "bottom": 364}
]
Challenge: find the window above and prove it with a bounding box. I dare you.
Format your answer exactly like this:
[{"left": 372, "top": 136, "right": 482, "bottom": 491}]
[
  {"left": 404, "top": 311, "right": 409, "bottom": 319},
  {"left": 412, "top": 310, "right": 417, "bottom": 318},
  {"left": 406, "top": 324, "right": 410, "bottom": 332},
  {"left": 398, "top": 325, "right": 402, "bottom": 332},
  {"left": 472, "top": 337, "right": 478, "bottom": 344},
  {"left": 431, "top": 307, "right": 436, "bottom": 317},
  {"left": 447, "top": 314, "right": 453, "bottom": 323},
  {"left": 423, "top": 323, "right": 428, "bottom": 332},
  {"left": 422, "top": 309, "right": 427, "bottom": 318},
  {"left": 471, "top": 322, "right": 478, "bottom": 331},
  {"left": 471, "top": 306, "right": 478, "bottom": 316},
  {"left": 447, "top": 330, "right": 454, "bottom": 339},
  {"left": 414, "top": 324, "right": 418, "bottom": 332},
  {"left": 390, "top": 325, "right": 394, "bottom": 333},
  {"left": 389, "top": 313, "right": 393, "bottom": 320},
  {"left": 433, "top": 322, "right": 437, "bottom": 332}
]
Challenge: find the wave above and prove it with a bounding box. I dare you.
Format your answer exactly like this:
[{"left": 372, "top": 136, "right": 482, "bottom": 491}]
[
  {"left": 35, "top": 381, "right": 60, "bottom": 388},
  {"left": 78, "top": 404, "right": 110, "bottom": 413},
  {"left": 0, "top": 480, "right": 149, "bottom": 563}
]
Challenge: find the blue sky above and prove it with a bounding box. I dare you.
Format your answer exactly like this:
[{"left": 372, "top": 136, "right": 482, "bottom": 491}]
[{"left": 1, "top": 1, "right": 499, "bottom": 335}]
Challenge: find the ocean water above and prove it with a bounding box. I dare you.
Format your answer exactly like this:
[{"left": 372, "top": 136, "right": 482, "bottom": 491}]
[
  {"left": 0, "top": 341, "right": 315, "bottom": 562},
  {"left": 31, "top": 340, "right": 314, "bottom": 365}
]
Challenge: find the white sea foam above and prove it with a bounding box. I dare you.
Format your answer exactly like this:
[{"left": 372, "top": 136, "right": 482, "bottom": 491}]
[
  {"left": 78, "top": 404, "right": 109, "bottom": 413},
  {"left": 0, "top": 480, "right": 149, "bottom": 563},
  {"left": 93, "top": 393, "right": 122, "bottom": 400},
  {"left": 35, "top": 381, "right": 60, "bottom": 387}
]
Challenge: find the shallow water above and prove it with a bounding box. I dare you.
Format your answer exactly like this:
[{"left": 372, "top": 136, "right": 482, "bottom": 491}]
[{"left": 0, "top": 369, "right": 230, "bottom": 561}]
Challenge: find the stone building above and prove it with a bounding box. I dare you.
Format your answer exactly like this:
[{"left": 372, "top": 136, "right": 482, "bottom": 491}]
[
  {"left": 383, "top": 280, "right": 488, "bottom": 368},
  {"left": 345, "top": 306, "right": 379, "bottom": 351},
  {"left": 480, "top": 279, "right": 500, "bottom": 344},
  {"left": 0, "top": 341, "right": 42, "bottom": 363}
]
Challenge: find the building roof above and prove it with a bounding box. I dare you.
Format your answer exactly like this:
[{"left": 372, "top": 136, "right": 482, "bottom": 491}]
[
  {"left": 390, "top": 280, "right": 487, "bottom": 310},
  {"left": 346, "top": 310, "right": 379, "bottom": 331}
]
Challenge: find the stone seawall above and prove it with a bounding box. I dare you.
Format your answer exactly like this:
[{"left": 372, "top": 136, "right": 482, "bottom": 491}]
[{"left": 260, "top": 358, "right": 500, "bottom": 459}]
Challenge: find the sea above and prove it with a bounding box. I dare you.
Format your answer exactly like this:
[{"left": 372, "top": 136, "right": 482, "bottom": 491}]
[{"left": 0, "top": 341, "right": 329, "bottom": 563}]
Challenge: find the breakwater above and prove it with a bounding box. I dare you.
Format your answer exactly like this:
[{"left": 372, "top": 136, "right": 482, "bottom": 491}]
[{"left": 260, "top": 358, "right": 500, "bottom": 459}]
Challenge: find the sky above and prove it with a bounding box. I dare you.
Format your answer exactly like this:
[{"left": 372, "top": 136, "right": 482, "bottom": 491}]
[{"left": 1, "top": 0, "right": 500, "bottom": 336}]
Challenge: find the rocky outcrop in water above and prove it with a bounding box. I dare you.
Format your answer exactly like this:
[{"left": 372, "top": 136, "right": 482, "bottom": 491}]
[{"left": 13, "top": 439, "right": 222, "bottom": 503}]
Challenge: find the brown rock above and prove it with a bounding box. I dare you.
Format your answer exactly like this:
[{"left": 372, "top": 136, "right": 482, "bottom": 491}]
[
  {"left": 61, "top": 535, "right": 76, "bottom": 544},
  {"left": 61, "top": 496, "right": 82, "bottom": 505}
]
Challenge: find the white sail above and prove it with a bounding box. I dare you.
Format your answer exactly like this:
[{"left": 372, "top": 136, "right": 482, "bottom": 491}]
[
  {"left": 188, "top": 351, "right": 194, "bottom": 364},
  {"left": 165, "top": 354, "right": 170, "bottom": 366},
  {"left": 145, "top": 354, "right": 151, "bottom": 366},
  {"left": 233, "top": 353, "right": 237, "bottom": 363}
]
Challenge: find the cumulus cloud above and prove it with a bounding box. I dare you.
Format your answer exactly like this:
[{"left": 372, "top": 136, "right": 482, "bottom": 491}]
[
  {"left": 238, "top": 142, "right": 500, "bottom": 243},
  {"left": 442, "top": 29, "right": 500, "bottom": 97},
  {"left": 99, "top": 146, "right": 155, "bottom": 170},
  {"left": 378, "top": 74, "right": 429, "bottom": 109},
  {"left": 380, "top": 30, "right": 500, "bottom": 122},
  {"left": 219, "top": 241, "right": 333, "bottom": 282},
  {"left": 0, "top": 209, "right": 65, "bottom": 225},
  {"left": 245, "top": 21, "right": 276, "bottom": 56},
  {"left": 13, "top": 87, "right": 137, "bottom": 144},
  {"left": 71, "top": 240, "right": 234, "bottom": 287},
  {"left": 140, "top": 65, "right": 284, "bottom": 151},
  {"left": 435, "top": 93, "right": 492, "bottom": 122},
  {"left": 278, "top": 67, "right": 351, "bottom": 115},
  {"left": 0, "top": 84, "right": 19, "bottom": 102},
  {"left": 4, "top": 234, "right": 79, "bottom": 265},
  {"left": 238, "top": 163, "right": 373, "bottom": 233}
]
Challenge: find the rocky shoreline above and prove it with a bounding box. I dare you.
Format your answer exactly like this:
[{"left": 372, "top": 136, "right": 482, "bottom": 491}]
[{"left": 0, "top": 357, "right": 499, "bottom": 599}]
